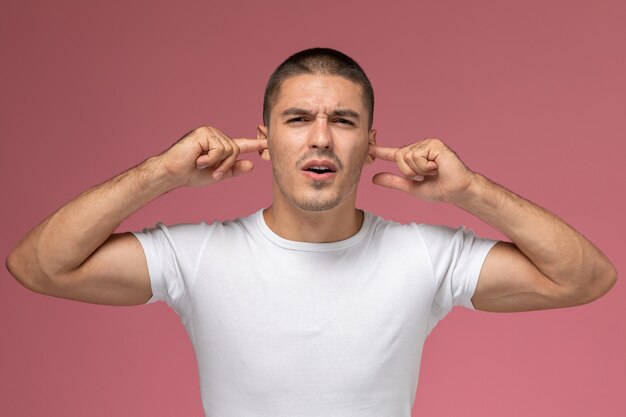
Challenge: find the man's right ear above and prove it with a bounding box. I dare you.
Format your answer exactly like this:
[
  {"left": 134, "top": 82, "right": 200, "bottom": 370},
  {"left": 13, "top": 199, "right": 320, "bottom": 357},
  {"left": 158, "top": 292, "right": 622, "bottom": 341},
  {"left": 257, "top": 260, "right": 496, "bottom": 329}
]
[
  {"left": 365, "top": 129, "right": 377, "bottom": 164},
  {"left": 257, "top": 125, "right": 270, "bottom": 161}
]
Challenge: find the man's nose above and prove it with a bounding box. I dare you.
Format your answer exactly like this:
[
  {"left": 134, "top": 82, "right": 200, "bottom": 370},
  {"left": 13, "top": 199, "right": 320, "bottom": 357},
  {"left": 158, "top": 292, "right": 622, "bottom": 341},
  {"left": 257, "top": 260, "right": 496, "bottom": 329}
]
[{"left": 307, "top": 117, "right": 333, "bottom": 149}]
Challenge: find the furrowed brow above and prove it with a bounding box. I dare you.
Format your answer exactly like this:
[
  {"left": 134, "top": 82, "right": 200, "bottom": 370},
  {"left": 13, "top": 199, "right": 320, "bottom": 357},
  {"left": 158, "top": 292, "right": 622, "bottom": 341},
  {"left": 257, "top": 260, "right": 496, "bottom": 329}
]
[
  {"left": 281, "top": 107, "right": 361, "bottom": 120},
  {"left": 281, "top": 107, "right": 314, "bottom": 117},
  {"left": 330, "top": 109, "right": 360, "bottom": 120}
]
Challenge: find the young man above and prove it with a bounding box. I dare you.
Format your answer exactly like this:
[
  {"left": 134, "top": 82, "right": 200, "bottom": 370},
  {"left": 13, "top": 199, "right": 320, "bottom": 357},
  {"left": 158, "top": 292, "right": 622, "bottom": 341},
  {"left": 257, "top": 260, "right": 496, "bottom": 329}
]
[{"left": 6, "top": 48, "right": 617, "bottom": 416}]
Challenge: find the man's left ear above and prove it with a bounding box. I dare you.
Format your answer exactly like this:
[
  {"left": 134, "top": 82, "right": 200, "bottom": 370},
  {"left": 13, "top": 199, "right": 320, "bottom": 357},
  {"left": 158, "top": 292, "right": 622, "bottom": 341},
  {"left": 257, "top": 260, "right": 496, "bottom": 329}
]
[
  {"left": 257, "top": 125, "right": 271, "bottom": 161},
  {"left": 365, "top": 129, "right": 377, "bottom": 164}
]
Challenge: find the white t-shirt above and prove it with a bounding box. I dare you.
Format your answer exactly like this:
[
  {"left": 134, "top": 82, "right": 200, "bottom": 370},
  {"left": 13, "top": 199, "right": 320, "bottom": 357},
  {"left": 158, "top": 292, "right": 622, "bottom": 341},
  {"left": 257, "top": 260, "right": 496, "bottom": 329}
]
[{"left": 133, "top": 209, "right": 498, "bottom": 417}]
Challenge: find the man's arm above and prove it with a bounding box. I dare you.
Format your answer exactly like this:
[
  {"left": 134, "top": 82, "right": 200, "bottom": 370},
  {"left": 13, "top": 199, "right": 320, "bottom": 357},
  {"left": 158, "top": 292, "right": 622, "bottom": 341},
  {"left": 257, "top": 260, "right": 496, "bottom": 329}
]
[
  {"left": 370, "top": 139, "right": 617, "bottom": 312},
  {"left": 6, "top": 126, "right": 267, "bottom": 306}
]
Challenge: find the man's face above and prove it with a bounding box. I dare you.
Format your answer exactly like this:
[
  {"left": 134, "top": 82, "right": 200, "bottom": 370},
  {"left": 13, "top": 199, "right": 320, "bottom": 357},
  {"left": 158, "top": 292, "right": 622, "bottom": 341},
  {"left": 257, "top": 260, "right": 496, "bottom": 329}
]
[{"left": 261, "top": 74, "right": 375, "bottom": 212}]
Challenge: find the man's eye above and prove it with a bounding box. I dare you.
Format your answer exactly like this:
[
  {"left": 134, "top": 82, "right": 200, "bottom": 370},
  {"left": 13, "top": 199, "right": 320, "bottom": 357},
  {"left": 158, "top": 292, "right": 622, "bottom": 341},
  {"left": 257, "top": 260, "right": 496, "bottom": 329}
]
[
  {"left": 335, "top": 118, "right": 354, "bottom": 126},
  {"left": 287, "top": 117, "right": 306, "bottom": 123}
]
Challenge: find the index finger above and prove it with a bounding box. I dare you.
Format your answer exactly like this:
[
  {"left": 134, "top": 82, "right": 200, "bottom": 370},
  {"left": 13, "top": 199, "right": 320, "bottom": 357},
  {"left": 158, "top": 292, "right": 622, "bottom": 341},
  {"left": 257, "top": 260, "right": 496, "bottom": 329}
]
[
  {"left": 369, "top": 145, "right": 398, "bottom": 162},
  {"left": 233, "top": 138, "right": 268, "bottom": 154}
]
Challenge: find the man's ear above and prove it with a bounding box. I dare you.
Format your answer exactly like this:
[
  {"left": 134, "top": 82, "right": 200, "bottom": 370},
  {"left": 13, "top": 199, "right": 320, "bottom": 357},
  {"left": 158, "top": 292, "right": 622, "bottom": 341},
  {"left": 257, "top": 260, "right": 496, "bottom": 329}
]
[
  {"left": 365, "top": 129, "right": 377, "bottom": 164},
  {"left": 257, "top": 125, "right": 270, "bottom": 161}
]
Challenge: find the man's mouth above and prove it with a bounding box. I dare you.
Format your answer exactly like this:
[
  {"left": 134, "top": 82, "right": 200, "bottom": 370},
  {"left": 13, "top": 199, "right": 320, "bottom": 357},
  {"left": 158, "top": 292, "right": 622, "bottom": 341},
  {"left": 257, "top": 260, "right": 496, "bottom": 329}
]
[
  {"left": 301, "top": 159, "right": 337, "bottom": 180},
  {"left": 306, "top": 166, "right": 334, "bottom": 174}
]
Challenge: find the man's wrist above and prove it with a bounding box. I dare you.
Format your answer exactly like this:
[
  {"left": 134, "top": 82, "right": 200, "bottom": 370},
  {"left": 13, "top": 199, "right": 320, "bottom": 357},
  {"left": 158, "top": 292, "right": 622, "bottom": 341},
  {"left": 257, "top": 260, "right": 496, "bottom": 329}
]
[
  {"left": 446, "top": 172, "right": 501, "bottom": 215},
  {"left": 446, "top": 171, "right": 481, "bottom": 206},
  {"left": 133, "top": 156, "right": 181, "bottom": 197}
]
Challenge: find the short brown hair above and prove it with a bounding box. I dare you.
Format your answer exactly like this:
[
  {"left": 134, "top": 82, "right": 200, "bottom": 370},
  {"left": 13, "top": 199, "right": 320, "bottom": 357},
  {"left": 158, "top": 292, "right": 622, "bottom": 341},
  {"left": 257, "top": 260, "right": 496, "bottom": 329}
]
[{"left": 263, "top": 48, "right": 374, "bottom": 129}]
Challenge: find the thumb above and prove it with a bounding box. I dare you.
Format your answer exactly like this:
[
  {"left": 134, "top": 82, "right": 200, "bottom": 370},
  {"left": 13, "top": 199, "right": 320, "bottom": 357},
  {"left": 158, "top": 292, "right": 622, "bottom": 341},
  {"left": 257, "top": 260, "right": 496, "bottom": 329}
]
[
  {"left": 221, "top": 160, "right": 254, "bottom": 180},
  {"left": 372, "top": 172, "right": 416, "bottom": 194}
]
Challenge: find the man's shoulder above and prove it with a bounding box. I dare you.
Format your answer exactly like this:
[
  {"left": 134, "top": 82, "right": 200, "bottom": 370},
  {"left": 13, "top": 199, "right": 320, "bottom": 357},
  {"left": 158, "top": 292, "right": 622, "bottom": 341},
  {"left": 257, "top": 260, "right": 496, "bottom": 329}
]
[
  {"left": 365, "top": 210, "right": 429, "bottom": 232},
  {"left": 365, "top": 211, "right": 471, "bottom": 242},
  {"left": 364, "top": 211, "right": 428, "bottom": 246},
  {"left": 136, "top": 209, "right": 262, "bottom": 238}
]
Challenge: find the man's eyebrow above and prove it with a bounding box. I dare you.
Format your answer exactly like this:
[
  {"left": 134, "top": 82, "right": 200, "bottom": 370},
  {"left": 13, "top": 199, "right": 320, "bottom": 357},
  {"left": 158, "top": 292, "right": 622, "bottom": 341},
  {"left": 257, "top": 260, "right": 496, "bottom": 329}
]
[
  {"left": 281, "top": 107, "right": 314, "bottom": 117},
  {"left": 330, "top": 109, "right": 360, "bottom": 120},
  {"left": 281, "top": 107, "right": 361, "bottom": 119}
]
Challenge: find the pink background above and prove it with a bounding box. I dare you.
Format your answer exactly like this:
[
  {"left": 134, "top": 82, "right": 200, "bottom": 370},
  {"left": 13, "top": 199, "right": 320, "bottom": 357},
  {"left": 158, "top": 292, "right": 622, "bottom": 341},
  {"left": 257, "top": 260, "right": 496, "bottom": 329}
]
[{"left": 1, "top": 0, "right": 624, "bottom": 415}]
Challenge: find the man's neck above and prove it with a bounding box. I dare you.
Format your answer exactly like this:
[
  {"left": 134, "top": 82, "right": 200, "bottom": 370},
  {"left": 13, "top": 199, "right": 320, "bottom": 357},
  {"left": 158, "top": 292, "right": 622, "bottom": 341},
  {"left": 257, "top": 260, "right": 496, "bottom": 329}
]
[{"left": 263, "top": 200, "right": 364, "bottom": 243}]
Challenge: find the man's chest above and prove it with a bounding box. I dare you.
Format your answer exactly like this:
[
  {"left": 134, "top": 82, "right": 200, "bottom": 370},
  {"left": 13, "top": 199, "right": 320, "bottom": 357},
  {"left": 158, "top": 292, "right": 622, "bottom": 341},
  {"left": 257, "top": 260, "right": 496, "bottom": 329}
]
[{"left": 187, "top": 245, "right": 436, "bottom": 394}]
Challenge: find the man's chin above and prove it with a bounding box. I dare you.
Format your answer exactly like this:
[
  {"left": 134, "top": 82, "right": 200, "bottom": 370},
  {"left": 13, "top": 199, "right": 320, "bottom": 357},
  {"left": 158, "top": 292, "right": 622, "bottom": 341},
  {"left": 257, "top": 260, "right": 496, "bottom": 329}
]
[{"left": 291, "top": 194, "right": 343, "bottom": 212}]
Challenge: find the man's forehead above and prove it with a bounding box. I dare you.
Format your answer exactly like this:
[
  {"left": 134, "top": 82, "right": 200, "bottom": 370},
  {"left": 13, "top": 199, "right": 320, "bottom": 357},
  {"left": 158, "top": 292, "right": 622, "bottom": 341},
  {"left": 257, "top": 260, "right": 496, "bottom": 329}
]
[{"left": 274, "top": 74, "right": 366, "bottom": 112}]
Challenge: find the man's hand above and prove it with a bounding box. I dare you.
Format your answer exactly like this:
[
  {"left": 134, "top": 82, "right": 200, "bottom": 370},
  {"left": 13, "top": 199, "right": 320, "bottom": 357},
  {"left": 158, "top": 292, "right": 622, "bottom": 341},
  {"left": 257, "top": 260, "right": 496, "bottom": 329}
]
[
  {"left": 6, "top": 125, "right": 269, "bottom": 306},
  {"left": 159, "top": 126, "right": 268, "bottom": 188},
  {"left": 369, "top": 137, "right": 616, "bottom": 312},
  {"left": 369, "top": 138, "right": 474, "bottom": 204}
]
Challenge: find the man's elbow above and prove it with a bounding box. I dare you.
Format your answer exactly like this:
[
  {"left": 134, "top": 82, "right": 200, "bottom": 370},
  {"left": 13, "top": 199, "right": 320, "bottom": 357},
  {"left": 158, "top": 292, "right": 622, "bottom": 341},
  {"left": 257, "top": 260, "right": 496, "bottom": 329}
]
[
  {"left": 7, "top": 248, "right": 30, "bottom": 289},
  {"left": 568, "top": 261, "right": 618, "bottom": 306},
  {"left": 596, "top": 262, "right": 618, "bottom": 298},
  {"left": 6, "top": 247, "right": 51, "bottom": 295}
]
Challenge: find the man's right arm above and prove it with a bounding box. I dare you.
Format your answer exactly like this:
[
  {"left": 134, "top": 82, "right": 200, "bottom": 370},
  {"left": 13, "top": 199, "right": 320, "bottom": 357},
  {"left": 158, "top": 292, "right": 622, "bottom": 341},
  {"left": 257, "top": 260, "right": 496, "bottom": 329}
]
[{"left": 6, "top": 126, "right": 267, "bottom": 306}]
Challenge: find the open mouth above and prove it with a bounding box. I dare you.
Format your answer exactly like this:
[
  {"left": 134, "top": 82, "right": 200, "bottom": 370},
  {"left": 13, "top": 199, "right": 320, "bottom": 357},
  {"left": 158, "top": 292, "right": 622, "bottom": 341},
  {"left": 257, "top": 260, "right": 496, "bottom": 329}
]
[
  {"left": 301, "top": 160, "right": 338, "bottom": 180},
  {"left": 305, "top": 166, "right": 335, "bottom": 174}
]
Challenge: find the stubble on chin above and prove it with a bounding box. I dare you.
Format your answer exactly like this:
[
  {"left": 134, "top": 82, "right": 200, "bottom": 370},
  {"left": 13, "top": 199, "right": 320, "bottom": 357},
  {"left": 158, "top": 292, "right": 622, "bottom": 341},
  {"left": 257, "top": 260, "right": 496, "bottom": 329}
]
[{"left": 270, "top": 147, "right": 367, "bottom": 212}]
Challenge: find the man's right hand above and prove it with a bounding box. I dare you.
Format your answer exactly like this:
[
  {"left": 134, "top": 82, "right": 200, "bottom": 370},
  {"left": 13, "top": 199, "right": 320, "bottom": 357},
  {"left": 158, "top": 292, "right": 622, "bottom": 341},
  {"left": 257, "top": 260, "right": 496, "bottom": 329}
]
[
  {"left": 159, "top": 126, "right": 268, "bottom": 188},
  {"left": 6, "top": 125, "right": 267, "bottom": 306}
]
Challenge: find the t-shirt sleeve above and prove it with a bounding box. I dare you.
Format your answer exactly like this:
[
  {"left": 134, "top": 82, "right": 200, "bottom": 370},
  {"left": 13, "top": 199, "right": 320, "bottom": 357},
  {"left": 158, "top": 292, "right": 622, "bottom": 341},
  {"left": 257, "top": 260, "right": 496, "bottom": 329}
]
[
  {"left": 132, "top": 222, "right": 209, "bottom": 323},
  {"left": 418, "top": 224, "right": 499, "bottom": 333}
]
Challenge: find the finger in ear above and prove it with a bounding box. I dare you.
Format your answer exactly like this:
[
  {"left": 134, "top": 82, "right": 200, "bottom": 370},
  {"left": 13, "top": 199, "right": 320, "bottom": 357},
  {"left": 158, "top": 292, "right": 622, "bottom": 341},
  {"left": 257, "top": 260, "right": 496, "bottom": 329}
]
[
  {"left": 366, "top": 130, "right": 377, "bottom": 164},
  {"left": 256, "top": 125, "right": 270, "bottom": 160},
  {"left": 259, "top": 148, "right": 271, "bottom": 161},
  {"left": 256, "top": 125, "right": 269, "bottom": 139}
]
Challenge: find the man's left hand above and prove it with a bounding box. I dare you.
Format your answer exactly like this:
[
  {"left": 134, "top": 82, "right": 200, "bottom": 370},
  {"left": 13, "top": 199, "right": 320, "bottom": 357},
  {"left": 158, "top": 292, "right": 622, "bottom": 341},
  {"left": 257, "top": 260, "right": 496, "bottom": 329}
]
[{"left": 369, "top": 138, "right": 475, "bottom": 204}]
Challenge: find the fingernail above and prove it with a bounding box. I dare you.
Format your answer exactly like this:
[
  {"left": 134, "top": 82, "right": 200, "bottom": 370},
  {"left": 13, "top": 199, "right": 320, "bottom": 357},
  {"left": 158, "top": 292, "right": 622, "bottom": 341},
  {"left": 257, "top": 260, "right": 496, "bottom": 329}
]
[
  {"left": 213, "top": 171, "right": 223, "bottom": 180},
  {"left": 413, "top": 175, "right": 424, "bottom": 181}
]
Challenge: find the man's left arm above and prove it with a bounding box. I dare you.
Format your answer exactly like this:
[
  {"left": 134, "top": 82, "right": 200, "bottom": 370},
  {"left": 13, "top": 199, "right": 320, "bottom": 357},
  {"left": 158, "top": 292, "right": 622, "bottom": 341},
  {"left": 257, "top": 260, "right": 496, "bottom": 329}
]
[{"left": 370, "top": 139, "right": 617, "bottom": 312}]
